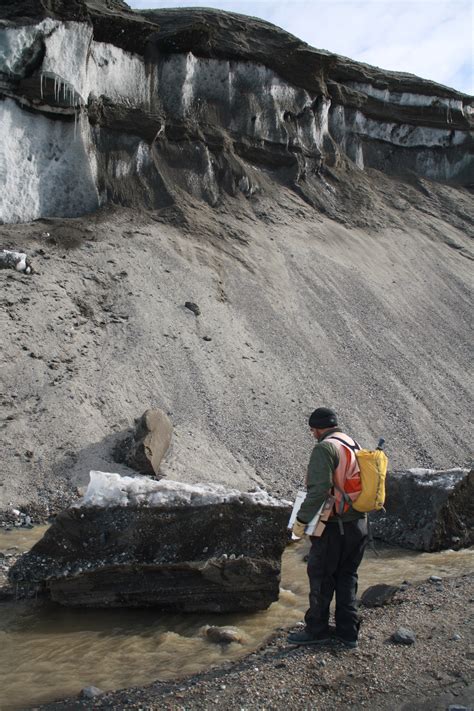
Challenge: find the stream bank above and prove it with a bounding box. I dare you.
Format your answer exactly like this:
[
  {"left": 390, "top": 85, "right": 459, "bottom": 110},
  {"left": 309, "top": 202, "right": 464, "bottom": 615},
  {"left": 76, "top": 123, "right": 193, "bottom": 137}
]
[
  {"left": 35, "top": 573, "right": 474, "bottom": 711},
  {"left": 1, "top": 526, "right": 473, "bottom": 710}
]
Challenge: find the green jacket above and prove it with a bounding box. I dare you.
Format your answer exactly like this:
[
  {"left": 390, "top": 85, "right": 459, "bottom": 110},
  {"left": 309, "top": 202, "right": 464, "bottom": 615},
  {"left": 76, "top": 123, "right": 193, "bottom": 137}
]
[{"left": 297, "top": 427, "right": 365, "bottom": 524}]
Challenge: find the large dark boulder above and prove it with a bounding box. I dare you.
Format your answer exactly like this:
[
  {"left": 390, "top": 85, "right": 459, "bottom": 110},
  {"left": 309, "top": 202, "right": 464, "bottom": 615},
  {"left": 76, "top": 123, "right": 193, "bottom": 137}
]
[
  {"left": 9, "top": 473, "right": 291, "bottom": 611},
  {"left": 371, "top": 468, "right": 473, "bottom": 551}
]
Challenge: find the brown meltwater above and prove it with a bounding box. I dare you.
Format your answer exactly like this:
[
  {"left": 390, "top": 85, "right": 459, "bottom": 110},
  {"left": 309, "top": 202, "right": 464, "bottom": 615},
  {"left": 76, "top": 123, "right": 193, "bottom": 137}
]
[{"left": 1, "top": 527, "right": 473, "bottom": 711}]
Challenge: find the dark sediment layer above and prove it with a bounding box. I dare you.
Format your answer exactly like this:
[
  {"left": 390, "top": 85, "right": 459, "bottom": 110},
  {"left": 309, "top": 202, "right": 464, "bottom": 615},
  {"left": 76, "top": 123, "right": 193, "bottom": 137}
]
[{"left": 9, "top": 499, "right": 291, "bottom": 610}]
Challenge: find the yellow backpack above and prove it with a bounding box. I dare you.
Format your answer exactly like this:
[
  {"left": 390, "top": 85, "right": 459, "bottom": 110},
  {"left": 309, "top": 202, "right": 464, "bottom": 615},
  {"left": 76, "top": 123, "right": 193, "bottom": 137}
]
[
  {"left": 352, "top": 444, "right": 388, "bottom": 512},
  {"left": 329, "top": 436, "right": 388, "bottom": 513}
]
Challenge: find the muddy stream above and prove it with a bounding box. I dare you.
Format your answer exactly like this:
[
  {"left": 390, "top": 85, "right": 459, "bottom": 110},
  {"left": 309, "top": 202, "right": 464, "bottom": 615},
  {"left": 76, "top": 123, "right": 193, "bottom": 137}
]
[{"left": 1, "top": 527, "right": 473, "bottom": 710}]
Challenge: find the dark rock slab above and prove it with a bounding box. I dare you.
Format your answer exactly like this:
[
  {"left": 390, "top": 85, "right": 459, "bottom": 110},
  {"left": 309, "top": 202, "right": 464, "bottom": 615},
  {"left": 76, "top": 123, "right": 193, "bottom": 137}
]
[
  {"left": 371, "top": 469, "right": 473, "bottom": 552},
  {"left": 9, "top": 475, "right": 290, "bottom": 612},
  {"left": 360, "top": 584, "right": 400, "bottom": 608}
]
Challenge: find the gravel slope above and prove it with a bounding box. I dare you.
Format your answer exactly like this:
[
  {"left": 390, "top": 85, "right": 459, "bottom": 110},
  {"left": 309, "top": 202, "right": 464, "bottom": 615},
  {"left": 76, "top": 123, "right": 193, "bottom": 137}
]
[{"left": 1, "top": 169, "right": 473, "bottom": 518}]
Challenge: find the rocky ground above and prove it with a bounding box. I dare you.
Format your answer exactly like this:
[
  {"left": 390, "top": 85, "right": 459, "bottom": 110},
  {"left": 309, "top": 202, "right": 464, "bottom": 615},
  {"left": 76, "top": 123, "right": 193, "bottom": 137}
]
[{"left": 34, "top": 573, "right": 473, "bottom": 711}]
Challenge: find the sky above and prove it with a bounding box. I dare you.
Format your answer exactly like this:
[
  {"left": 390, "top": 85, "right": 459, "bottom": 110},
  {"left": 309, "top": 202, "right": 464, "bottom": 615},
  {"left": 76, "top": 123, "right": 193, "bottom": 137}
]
[{"left": 128, "top": 0, "right": 473, "bottom": 94}]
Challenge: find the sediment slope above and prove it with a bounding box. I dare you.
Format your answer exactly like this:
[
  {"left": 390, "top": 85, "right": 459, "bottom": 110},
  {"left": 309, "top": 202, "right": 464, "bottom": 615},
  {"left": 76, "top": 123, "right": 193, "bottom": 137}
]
[{"left": 0, "top": 1, "right": 473, "bottom": 517}]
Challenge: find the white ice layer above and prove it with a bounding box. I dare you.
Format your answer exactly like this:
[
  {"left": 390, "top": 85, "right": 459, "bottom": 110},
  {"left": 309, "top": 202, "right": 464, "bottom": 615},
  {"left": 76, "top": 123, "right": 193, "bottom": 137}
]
[
  {"left": 333, "top": 106, "right": 467, "bottom": 148},
  {"left": 79, "top": 471, "right": 285, "bottom": 508},
  {"left": 347, "top": 82, "right": 465, "bottom": 112},
  {"left": 0, "top": 19, "right": 56, "bottom": 76},
  {"left": 0, "top": 18, "right": 471, "bottom": 223},
  {"left": 0, "top": 98, "right": 99, "bottom": 223}
]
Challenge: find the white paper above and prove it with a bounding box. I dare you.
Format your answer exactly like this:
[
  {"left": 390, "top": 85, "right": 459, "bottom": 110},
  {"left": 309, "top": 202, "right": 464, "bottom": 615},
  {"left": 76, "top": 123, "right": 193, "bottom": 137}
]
[{"left": 288, "top": 490, "right": 325, "bottom": 536}]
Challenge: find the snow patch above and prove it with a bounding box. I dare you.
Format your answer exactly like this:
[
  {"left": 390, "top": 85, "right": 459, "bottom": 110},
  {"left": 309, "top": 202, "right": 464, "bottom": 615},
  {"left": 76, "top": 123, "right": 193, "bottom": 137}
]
[
  {"left": 407, "top": 468, "right": 469, "bottom": 488},
  {"left": 78, "top": 471, "right": 285, "bottom": 508},
  {"left": 0, "top": 249, "right": 31, "bottom": 273}
]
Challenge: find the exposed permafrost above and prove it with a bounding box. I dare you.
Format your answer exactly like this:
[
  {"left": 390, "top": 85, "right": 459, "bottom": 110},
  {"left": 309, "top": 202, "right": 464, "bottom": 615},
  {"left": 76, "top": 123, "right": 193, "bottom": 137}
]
[
  {"left": 0, "top": 18, "right": 472, "bottom": 223},
  {"left": 0, "top": 99, "right": 99, "bottom": 223},
  {"left": 347, "top": 82, "right": 466, "bottom": 112}
]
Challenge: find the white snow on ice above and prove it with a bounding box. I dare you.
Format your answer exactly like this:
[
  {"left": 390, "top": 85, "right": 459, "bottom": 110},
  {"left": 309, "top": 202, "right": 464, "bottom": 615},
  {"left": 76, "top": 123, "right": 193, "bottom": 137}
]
[
  {"left": 0, "top": 249, "right": 30, "bottom": 272},
  {"left": 78, "top": 470, "right": 286, "bottom": 508},
  {"left": 407, "top": 468, "right": 468, "bottom": 488}
]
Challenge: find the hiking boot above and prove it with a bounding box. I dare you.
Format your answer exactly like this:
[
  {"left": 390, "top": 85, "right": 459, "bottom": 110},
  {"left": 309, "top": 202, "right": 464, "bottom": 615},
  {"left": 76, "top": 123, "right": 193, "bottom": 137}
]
[
  {"left": 287, "top": 629, "right": 334, "bottom": 646},
  {"left": 335, "top": 637, "right": 358, "bottom": 649}
]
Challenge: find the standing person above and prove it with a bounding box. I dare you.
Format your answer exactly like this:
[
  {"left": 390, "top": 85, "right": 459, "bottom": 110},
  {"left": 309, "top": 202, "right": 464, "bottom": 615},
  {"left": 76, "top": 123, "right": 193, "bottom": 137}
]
[{"left": 288, "top": 407, "right": 368, "bottom": 648}]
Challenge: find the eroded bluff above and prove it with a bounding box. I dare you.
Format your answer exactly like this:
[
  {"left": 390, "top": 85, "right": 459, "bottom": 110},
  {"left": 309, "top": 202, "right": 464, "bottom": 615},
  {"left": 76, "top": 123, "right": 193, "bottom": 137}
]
[
  {"left": 9, "top": 473, "right": 291, "bottom": 610},
  {"left": 1, "top": 0, "right": 473, "bottom": 223}
]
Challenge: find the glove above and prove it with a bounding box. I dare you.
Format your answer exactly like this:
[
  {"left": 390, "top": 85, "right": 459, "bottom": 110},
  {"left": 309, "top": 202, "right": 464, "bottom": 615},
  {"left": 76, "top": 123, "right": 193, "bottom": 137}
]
[{"left": 292, "top": 519, "right": 306, "bottom": 539}]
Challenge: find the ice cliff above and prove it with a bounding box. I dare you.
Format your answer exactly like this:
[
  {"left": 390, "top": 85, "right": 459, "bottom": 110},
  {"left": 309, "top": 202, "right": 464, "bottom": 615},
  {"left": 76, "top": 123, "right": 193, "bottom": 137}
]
[{"left": 0, "top": 0, "right": 473, "bottom": 223}]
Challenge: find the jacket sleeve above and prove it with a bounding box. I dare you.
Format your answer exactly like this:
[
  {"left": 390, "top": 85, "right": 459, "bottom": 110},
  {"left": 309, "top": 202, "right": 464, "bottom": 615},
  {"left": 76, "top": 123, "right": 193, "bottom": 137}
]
[{"left": 296, "top": 442, "right": 338, "bottom": 523}]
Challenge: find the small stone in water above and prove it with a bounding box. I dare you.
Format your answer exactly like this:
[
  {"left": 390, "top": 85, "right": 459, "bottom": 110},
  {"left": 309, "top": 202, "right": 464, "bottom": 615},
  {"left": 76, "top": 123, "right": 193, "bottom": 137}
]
[
  {"left": 80, "top": 686, "right": 104, "bottom": 699},
  {"left": 204, "top": 626, "right": 244, "bottom": 644}
]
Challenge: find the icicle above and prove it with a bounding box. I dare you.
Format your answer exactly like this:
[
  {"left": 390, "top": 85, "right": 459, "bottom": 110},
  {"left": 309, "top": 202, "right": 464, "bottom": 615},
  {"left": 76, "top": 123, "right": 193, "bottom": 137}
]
[
  {"left": 40, "top": 73, "right": 43, "bottom": 99},
  {"left": 74, "top": 108, "right": 78, "bottom": 139}
]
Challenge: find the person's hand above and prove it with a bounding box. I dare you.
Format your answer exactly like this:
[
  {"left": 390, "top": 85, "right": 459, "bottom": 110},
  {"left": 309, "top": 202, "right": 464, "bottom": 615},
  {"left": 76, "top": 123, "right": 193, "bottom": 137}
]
[{"left": 292, "top": 519, "right": 306, "bottom": 538}]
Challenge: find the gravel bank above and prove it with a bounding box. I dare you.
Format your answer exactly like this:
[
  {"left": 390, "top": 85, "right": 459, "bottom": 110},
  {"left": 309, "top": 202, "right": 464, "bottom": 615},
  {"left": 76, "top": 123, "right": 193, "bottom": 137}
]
[
  {"left": 1, "top": 180, "right": 473, "bottom": 525},
  {"left": 36, "top": 573, "right": 473, "bottom": 711}
]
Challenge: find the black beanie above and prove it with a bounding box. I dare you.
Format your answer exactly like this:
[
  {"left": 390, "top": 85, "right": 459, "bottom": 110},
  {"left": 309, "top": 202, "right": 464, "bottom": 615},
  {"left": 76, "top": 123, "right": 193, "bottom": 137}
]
[{"left": 308, "top": 407, "right": 338, "bottom": 428}]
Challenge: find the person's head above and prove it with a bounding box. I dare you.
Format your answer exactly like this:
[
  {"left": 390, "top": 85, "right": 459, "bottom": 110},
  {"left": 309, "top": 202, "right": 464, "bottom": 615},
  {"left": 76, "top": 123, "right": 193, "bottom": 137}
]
[{"left": 308, "top": 407, "right": 338, "bottom": 439}]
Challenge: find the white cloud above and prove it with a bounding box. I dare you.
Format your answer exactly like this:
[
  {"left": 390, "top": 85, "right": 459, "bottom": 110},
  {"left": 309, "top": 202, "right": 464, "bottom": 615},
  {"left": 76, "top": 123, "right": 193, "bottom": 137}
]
[{"left": 128, "top": 0, "right": 473, "bottom": 93}]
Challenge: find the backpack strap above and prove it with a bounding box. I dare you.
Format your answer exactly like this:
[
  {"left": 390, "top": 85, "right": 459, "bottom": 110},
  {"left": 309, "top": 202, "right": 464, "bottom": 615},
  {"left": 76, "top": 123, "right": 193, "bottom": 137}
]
[
  {"left": 326, "top": 435, "right": 361, "bottom": 452},
  {"left": 325, "top": 435, "right": 361, "bottom": 534}
]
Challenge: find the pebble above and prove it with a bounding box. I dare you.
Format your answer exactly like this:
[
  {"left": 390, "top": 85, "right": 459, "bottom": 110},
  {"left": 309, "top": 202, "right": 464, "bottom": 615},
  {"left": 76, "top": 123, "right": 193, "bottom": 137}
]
[
  {"left": 429, "top": 575, "right": 442, "bottom": 583},
  {"left": 79, "top": 686, "right": 104, "bottom": 699},
  {"left": 204, "top": 626, "right": 245, "bottom": 645},
  {"left": 184, "top": 301, "right": 200, "bottom": 316},
  {"left": 390, "top": 627, "right": 416, "bottom": 645}
]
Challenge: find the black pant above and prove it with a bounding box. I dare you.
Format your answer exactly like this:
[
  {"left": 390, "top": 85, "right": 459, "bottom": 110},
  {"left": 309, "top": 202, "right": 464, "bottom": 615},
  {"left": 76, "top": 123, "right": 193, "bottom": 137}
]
[{"left": 304, "top": 518, "right": 368, "bottom": 642}]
